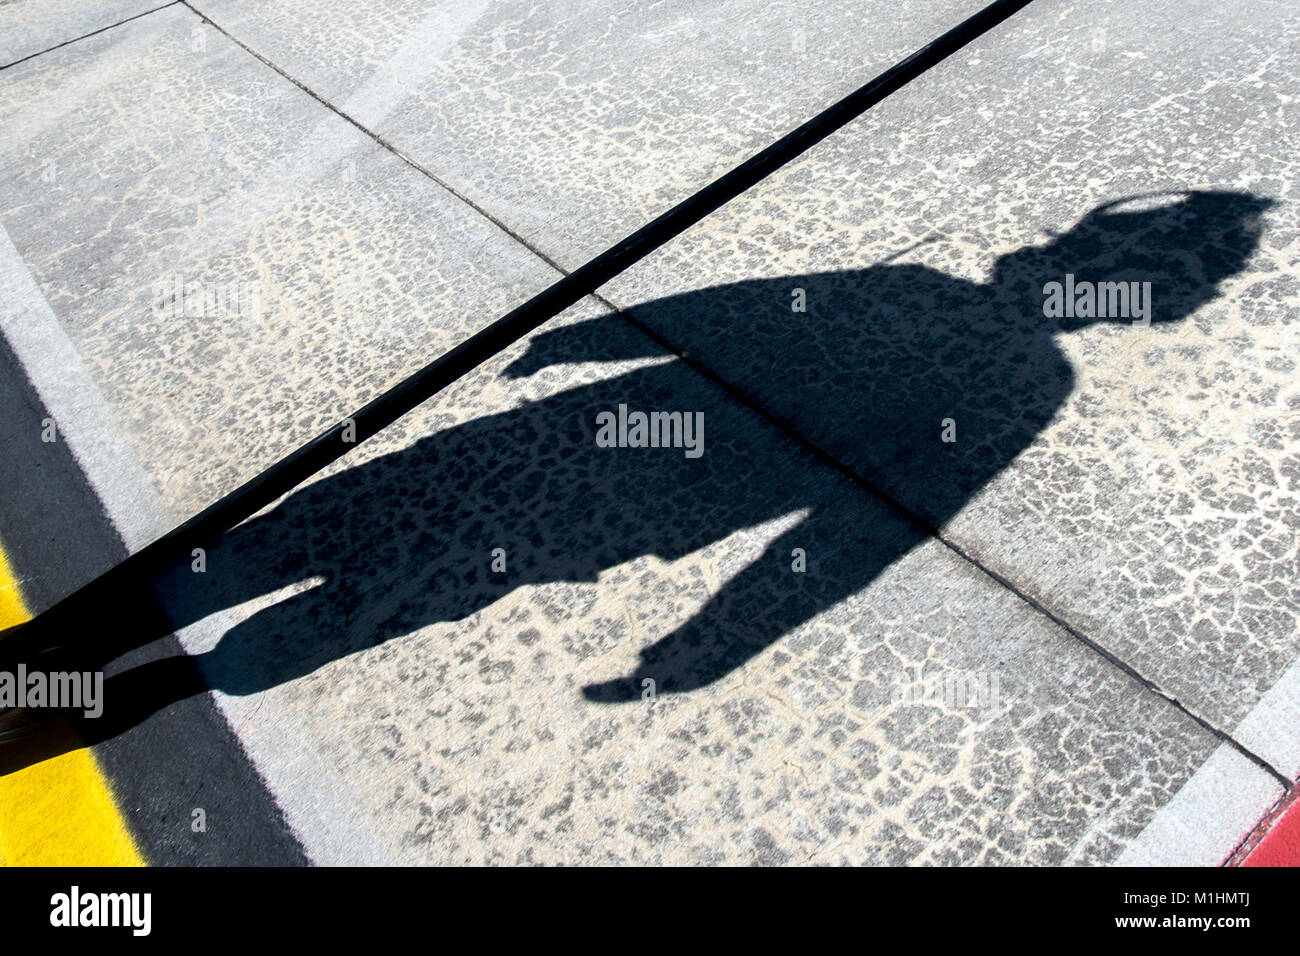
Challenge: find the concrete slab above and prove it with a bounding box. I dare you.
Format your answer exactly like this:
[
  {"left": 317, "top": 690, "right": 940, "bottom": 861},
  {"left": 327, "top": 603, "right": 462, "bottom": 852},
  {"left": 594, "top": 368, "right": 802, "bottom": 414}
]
[
  {"left": 586, "top": 0, "right": 1300, "bottom": 734},
  {"left": 0, "top": 4, "right": 565, "bottom": 522},
  {"left": 0, "top": 0, "right": 1267, "bottom": 864},
  {"left": 190, "top": 0, "right": 989, "bottom": 263},
  {"left": 0, "top": 0, "right": 166, "bottom": 68},
  {"left": 1, "top": 0, "right": 1287, "bottom": 864},
  {"left": 177, "top": 0, "right": 1299, "bottom": 736},
  {"left": 140, "top": 308, "right": 1264, "bottom": 865}
]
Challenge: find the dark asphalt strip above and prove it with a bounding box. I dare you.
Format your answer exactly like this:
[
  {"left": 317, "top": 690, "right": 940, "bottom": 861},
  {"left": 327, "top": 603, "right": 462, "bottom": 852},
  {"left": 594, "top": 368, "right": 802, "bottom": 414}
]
[{"left": 0, "top": 336, "right": 306, "bottom": 865}]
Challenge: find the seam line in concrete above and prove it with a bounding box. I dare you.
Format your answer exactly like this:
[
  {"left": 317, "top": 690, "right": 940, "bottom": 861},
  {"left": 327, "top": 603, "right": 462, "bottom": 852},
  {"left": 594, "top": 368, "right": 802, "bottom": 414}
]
[
  {"left": 182, "top": 0, "right": 564, "bottom": 276},
  {"left": 603, "top": 303, "right": 1293, "bottom": 791},
  {"left": 0, "top": 2, "right": 182, "bottom": 71},
  {"left": 183, "top": 1, "right": 1290, "bottom": 788}
]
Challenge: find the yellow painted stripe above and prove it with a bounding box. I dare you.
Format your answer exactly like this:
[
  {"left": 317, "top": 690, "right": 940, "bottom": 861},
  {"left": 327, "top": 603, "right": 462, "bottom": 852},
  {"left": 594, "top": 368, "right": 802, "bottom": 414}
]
[
  {"left": 0, "top": 546, "right": 25, "bottom": 627},
  {"left": 0, "top": 540, "right": 144, "bottom": 866}
]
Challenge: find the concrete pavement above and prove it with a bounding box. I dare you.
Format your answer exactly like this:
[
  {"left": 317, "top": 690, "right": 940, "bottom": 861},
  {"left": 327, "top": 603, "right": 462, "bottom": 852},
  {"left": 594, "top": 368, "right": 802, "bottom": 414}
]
[{"left": 0, "top": 0, "right": 1295, "bottom": 864}]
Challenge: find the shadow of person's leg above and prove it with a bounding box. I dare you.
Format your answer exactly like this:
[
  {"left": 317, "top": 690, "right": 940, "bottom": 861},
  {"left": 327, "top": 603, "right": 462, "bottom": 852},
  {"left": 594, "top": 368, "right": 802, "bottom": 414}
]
[{"left": 186, "top": 579, "right": 357, "bottom": 697}]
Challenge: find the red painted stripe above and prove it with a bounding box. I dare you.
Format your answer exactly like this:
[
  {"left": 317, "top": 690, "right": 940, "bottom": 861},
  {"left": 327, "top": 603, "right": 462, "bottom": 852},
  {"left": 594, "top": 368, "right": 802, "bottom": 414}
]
[{"left": 1242, "top": 792, "right": 1300, "bottom": 867}]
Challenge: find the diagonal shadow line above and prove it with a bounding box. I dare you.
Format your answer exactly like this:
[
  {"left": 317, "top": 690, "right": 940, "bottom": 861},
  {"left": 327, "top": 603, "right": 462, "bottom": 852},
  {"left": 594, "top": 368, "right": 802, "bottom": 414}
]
[
  {"left": 16, "top": 3, "right": 1283, "bottom": 791},
  {"left": 2, "top": 191, "right": 1287, "bottom": 793},
  {"left": 1, "top": 0, "right": 1039, "bottom": 666}
]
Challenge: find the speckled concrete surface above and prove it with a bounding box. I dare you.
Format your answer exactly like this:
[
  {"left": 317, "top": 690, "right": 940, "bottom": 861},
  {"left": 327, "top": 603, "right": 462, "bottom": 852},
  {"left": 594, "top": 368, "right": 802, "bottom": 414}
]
[
  {"left": 189, "top": 0, "right": 988, "bottom": 263},
  {"left": 0, "top": 5, "right": 566, "bottom": 519},
  {"left": 593, "top": 0, "right": 1300, "bottom": 735},
  {"left": 151, "top": 310, "right": 1260, "bottom": 865},
  {"left": 0, "top": 0, "right": 1294, "bottom": 864},
  {"left": 160, "top": 0, "right": 1300, "bottom": 734},
  {"left": 0, "top": 0, "right": 167, "bottom": 67}
]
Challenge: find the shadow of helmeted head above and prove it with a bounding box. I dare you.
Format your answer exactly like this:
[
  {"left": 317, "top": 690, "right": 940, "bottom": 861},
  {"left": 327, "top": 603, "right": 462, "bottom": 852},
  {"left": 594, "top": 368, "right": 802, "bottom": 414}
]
[{"left": 994, "top": 189, "right": 1275, "bottom": 330}]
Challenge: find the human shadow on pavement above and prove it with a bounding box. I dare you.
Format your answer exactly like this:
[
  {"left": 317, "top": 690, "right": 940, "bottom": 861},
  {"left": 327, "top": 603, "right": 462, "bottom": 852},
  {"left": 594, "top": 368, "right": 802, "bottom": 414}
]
[{"left": 8, "top": 190, "right": 1269, "bottom": 766}]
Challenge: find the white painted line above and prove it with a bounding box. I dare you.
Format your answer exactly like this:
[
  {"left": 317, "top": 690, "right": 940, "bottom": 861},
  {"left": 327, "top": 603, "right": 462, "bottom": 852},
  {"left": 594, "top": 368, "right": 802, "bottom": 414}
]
[
  {"left": 1116, "top": 745, "right": 1282, "bottom": 866},
  {"left": 180, "top": 610, "right": 393, "bottom": 866},
  {"left": 0, "top": 220, "right": 392, "bottom": 865},
  {"left": 0, "top": 225, "right": 170, "bottom": 553},
  {"left": 1116, "top": 633, "right": 1300, "bottom": 865},
  {"left": 1232, "top": 654, "right": 1300, "bottom": 781}
]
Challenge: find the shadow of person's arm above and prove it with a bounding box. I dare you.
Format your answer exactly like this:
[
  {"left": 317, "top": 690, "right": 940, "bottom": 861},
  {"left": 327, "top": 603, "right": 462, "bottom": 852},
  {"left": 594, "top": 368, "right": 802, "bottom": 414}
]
[
  {"left": 504, "top": 313, "right": 664, "bottom": 379},
  {"left": 582, "top": 506, "right": 919, "bottom": 702}
]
